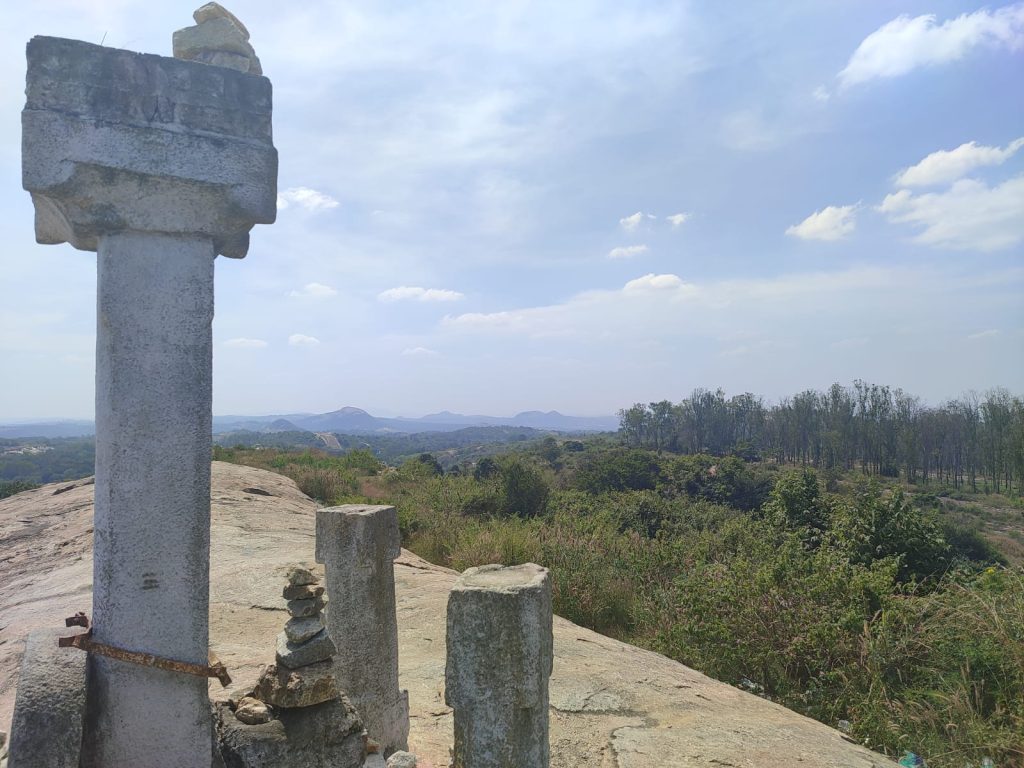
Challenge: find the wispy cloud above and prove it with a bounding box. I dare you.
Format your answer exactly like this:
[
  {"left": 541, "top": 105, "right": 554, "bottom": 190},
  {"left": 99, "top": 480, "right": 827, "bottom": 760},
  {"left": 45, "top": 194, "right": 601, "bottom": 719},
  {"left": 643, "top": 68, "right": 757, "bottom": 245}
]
[
  {"left": 879, "top": 175, "right": 1024, "bottom": 250},
  {"left": 288, "top": 282, "right": 338, "bottom": 300},
  {"left": 442, "top": 267, "right": 908, "bottom": 340},
  {"left": 378, "top": 286, "right": 464, "bottom": 302},
  {"left": 838, "top": 4, "right": 1024, "bottom": 87},
  {"left": 276, "top": 187, "right": 340, "bottom": 211},
  {"left": 288, "top": 334, "right": 321, "bottom": 347},
  {"left": 967, "top": 329, "right": 1000, "bottom": 340},
  {"left": 666, "top": 212, "right": 691, "bottom": 228},
  {"left": 608, "top": 244, "right": 649, "bottom": 260},
  {"left": 619, "top": 211, "right": 656, "bottom": 231},
  {"left": 894, "top": 137, "right": 1024, "bottom": 187},
  {"left": 786, "top": 204, "right": 858, "bottom": 241},
  {"left": 402, "top": 346, "right": 438, "bottom": 357},
  {"left": 623, "top": 273, "right": 687, "bottom": 293},
  {"left": 224, "top": 338, "right": 268, "bottom": 349}
]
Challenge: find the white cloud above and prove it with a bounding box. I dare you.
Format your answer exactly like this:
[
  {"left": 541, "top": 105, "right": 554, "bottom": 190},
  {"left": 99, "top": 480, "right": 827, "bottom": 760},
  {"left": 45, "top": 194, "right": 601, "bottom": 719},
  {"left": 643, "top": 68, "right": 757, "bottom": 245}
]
[
  {"left": 608, "top": 244, "right": 649, "bottom": 260},
  {"left": 277, "top": 187, "right": 340, "bottom": 212},
  {"left": 666, "top": 212, "right": 691, "bottom": 228},
  {"left": 619, "top": 211, "right": 648, "bottom": 231},
  {"left": 288, "top": 282, "right": 338, "bottom": 300},
  {"left": 378, "top": 286, "right": 464, "bottom": 302},
  {"left": 879, "top": 175, "right": 1024, "bottom": 250},
  {"left": 402, "top": 346, "right": 438, "bottom": 357},
  {"left": 441, "top": 267, "right": 904, "bottom": 340},
  {"left": 812, "top": 86, "right": 831, "bottom": 102},
  {"left": 224, "top": 338, "right": 268, "bottom": 349},
  {"left": 967, "top": 329, "right": 1000, "bottom": 340},
  {"left": 894, "top": 137, "right": 1024, "bottom": 187},
  {"left": 838, "top": 4, "right": 1024, "bottom": 87},
  {"left": 623, "top": 273, "right": 687, "bottom": 293},
  {"left": 785, "top": 204, "right": 858, "bottom": 241},
  {"left": 288, "top": 334, "right": 321, "bottom": 347}
]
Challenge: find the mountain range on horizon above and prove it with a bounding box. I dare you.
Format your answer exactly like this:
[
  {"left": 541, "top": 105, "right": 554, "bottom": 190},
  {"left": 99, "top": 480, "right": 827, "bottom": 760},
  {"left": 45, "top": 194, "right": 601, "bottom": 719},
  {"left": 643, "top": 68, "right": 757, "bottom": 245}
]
[{"left": 0, "top": 406, "right": 620, "bottom": 439}]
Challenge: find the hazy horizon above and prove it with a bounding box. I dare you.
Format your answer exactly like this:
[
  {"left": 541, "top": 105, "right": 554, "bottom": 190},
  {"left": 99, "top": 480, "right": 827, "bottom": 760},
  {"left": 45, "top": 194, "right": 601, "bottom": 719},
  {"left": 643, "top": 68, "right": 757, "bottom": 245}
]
[
  {"left": 5, "top": 379, "right": 1023, "bottom": 424},
  {"left": 2, "top": 1, "right": 1022, "bottom": 420}
]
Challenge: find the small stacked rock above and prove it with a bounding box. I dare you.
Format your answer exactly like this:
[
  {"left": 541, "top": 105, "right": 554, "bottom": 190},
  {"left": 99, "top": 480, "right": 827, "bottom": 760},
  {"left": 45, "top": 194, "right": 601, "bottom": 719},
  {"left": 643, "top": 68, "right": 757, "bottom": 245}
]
[
  {"left": 386, "top": 751, "right": 418, "bottom": 768},
  {"left": 252, "top": 566, "right": 340, "bottom": 709},
  {"left": 173, "top": 2, "right": 263, "bottom": 74}
]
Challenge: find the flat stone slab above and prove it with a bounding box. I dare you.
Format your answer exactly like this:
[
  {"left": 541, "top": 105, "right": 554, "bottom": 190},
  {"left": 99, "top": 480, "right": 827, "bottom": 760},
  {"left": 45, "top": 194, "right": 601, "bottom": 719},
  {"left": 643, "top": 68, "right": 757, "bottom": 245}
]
[
  {"left": 254, "top": 661, "right": 339, "bottom": 709},
  {"left": 0, "top": 463, "right": 901, "bottom": 768},
  {"left": 286, "top": 566, "right": 317, "bottom": 587},
  {"left": 284, "top": 615, "right": 324, "bottom": 644},
  {"left": 276, "top": 629, "right": 336, "bottom": 670},
  {"left": 287, "top": 596, "right": 325, "bottom": 618},
  {"left": 283, "top": 584, "right": 325, "bottom": 601}
]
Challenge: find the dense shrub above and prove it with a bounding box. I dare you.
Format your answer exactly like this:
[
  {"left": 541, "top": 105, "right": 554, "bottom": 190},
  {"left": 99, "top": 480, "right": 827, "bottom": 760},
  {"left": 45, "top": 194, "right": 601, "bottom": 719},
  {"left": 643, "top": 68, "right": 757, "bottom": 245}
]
[
  {"left": 573, "top": 448, "right": 663, "bottom": 494},
  {"left": 663, "top": 454, "right": 773, "bottom": 511}
]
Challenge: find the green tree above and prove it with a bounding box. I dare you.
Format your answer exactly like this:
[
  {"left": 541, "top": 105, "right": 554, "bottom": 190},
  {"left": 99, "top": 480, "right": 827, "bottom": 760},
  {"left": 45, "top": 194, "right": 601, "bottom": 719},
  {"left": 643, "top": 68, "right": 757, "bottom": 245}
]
[
  {"left": 498, "top": 457, "right": 550, "bottom": 518},
  {"left": 764, "top": 469, "right": 829, "bottom": 534}
]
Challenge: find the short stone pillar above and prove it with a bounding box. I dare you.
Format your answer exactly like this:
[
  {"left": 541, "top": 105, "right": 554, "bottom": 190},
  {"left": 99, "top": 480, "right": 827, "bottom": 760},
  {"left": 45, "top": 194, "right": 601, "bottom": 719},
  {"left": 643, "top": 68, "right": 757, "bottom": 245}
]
[
  {"left": 316, "top": 505, "right": 410, "bottom": 754},
  {"left": 7, "top": 629, "right": 88, "bottom": 768},
  {"left": 21, "top": 31, "right": 276, "bottom": 767},
  {"left": 445, "top": 563, "right": 553, "bottom": 768}
]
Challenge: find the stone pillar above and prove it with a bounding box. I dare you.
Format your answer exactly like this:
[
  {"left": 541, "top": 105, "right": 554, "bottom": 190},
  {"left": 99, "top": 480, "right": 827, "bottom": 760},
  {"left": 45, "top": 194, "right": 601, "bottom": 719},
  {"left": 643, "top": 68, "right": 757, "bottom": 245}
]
[
  {"left": 445, "top": 563, "right": 553, "bottom": 768},
  {"left": 7, "top": 629, "right": 88, "bottom": 768},
  {"left": 316, "top": 505, "right": 410, "bottom": 755},
  {"left": 21, "top": 33, "right": 276, "bottom": 768}
]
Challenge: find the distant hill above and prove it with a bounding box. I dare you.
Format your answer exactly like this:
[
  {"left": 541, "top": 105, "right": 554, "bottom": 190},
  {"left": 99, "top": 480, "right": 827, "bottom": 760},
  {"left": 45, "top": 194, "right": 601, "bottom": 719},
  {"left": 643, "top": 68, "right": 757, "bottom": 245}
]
[
  {"left": 0, "top": 407, "right": 617, "bottom": 440},
  {"left": 264, "top": 418, "right": 303, "bottom": 433},
  {"left": 212, "top": 406, "right": 617, "bottom": 435},
  {"left": 0, "top": 421, "right": 94, "bottom": 439}
]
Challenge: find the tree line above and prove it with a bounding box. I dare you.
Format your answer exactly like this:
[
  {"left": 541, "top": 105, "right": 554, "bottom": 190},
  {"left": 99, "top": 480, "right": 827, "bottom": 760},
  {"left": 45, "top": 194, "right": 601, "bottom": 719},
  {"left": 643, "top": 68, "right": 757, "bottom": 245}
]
[{"left": 619, "top": 382, "right": 1024, "bottom": 493}]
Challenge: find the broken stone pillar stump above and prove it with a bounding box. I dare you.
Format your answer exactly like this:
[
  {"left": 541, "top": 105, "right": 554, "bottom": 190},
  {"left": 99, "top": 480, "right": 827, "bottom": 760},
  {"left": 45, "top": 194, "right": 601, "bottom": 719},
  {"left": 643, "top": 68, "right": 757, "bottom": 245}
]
[
  {"left": 445, "top": 564, "right": 553, "bottom": 768},
  {"left": 316, "top": 505, "right": 410, "bottom": 755},
  {"left": 22, "top": 33, "right": 276, "bottom": 768},
  {"left": 7, "top": 629, "right": 87, "bottom": 768},
  {"left": 214, "top": 698, "right": 366, "bottom": 768}
]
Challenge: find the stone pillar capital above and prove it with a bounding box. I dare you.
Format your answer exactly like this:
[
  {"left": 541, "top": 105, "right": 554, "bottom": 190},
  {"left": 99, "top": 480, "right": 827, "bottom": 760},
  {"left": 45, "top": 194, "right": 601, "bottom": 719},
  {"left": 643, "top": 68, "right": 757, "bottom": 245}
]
[{"left": 22, "top": 36, "right": 277, "bottom": 258}]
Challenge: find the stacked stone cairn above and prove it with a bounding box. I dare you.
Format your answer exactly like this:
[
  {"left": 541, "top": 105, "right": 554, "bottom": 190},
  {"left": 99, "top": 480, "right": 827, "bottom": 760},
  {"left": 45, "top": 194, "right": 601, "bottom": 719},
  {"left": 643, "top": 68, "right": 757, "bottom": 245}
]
[
  {"left": 244, "top": 566, "right": 340, "bottom": 716},
  {"left": 172, "top": 1, "right": 263, "bottom": 74}
]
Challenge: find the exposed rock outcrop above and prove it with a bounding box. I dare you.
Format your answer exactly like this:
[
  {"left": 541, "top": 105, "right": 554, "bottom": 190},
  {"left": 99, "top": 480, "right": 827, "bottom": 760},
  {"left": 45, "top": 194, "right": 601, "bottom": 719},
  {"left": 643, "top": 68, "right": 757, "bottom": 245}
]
[{"left": 0, "top": 463, "right": 899, "bottom": 768}]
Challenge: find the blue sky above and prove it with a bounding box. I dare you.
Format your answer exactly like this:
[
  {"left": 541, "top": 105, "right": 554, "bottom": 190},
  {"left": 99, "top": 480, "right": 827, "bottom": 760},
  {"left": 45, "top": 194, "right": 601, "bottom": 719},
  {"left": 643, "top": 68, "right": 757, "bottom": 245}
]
[{"left": 1, "top": 0, "right": 1022, "bottom": 419}]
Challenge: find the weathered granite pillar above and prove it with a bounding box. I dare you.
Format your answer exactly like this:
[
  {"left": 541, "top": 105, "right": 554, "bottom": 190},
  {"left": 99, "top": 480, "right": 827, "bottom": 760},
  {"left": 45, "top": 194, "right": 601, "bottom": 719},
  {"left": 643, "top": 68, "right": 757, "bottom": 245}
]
[
  {"left": 7, "top": 629, "right": 87, "bottom": 768},
  {"left": 316, "top": 505, "right": 410, "bottom": 754},
  {"left": 21, "top": 32, "right": 276, "bottom": 767},
  {"left": 445, "top": 563, "right": 553, "bottom": 768}
]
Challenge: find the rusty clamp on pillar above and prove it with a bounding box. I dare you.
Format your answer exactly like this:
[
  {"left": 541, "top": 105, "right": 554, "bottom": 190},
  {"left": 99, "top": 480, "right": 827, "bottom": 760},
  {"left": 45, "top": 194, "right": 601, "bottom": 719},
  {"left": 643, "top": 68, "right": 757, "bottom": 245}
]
[{"left": 58, "top": 613, "right": 232, "bottom": 687}]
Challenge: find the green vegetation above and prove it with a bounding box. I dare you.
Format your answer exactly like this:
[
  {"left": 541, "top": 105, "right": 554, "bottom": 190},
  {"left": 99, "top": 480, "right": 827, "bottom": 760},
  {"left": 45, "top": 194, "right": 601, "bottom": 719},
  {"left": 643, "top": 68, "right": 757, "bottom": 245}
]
[
  {"left": 218, "top": 436, "right": 1022, "bottom": 767},
  {"left": 0, "top": 480, "right": 40, "bottom": 499},
  {"left": 620, "top": 383, "right": 1024, "bottom": 493},
  {"left": 213, "top": 424, "right": 549, "bottom": 467},
  {"left": 0, "top": 437, "right": 94, "bottom": 484}
]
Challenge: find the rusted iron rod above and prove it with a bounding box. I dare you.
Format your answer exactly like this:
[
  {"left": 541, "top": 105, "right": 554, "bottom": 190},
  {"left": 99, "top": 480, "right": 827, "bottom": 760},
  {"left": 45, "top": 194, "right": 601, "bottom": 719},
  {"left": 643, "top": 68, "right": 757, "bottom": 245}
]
[{"left": 58, "top": 629, "right": 231, "bottom": 687}]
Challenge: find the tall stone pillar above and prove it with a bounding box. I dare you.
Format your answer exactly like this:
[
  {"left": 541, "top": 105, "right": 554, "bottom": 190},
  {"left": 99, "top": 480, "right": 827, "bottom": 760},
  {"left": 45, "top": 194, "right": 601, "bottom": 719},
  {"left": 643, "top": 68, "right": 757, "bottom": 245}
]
[
  {"left": 316, "top": 505, "right": 410, "bottom": 755},
  {"left": 445, "top": 563, "right": 553, "bottom": 768},
  {"left": 22, "top": 33, "right": 276, "bottom": 767}
]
